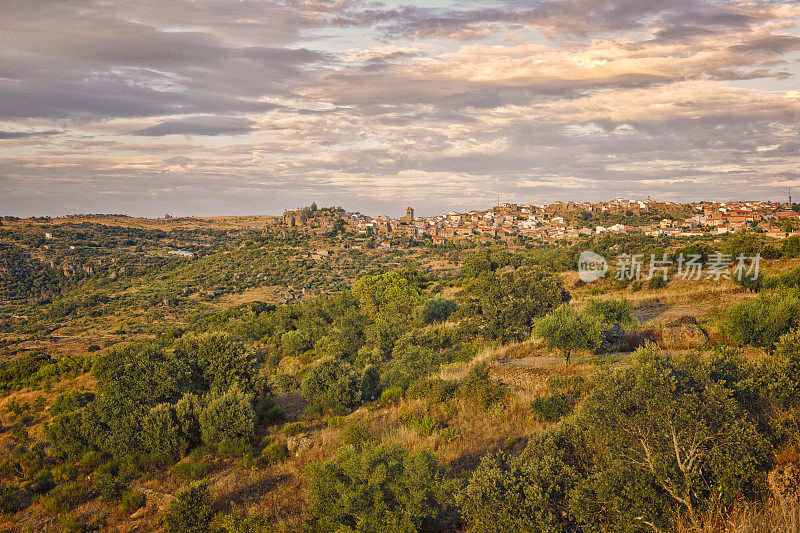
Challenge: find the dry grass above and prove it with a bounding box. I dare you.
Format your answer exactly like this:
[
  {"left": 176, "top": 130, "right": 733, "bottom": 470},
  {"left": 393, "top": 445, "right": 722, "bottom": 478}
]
[
  {"left": 677, "top": 495, "right": 800, "bottom": 533},
  {"left": 376, "top": 395, "right": 541, "bottom": 471},
  {"left": 567, "top": 272, "right": 758, "bottom": 327}
]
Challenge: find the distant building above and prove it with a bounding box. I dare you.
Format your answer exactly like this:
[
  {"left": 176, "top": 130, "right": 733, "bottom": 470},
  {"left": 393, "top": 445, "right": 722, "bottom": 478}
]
[
  {"left": 168, "top": 250, "right": 194, "bottom": 257},
  {"left": 403, "top": 206, "right": 414, "bottom": 224}
]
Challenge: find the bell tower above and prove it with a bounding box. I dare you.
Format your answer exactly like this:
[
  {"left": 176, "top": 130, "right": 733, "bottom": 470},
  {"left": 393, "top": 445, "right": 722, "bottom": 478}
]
[{"left": 404, "top": 206, "right": 414, "bottom": 224}]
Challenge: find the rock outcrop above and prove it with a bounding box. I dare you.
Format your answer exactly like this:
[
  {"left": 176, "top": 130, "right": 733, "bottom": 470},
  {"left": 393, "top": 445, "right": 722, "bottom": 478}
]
[{"left": 660, "top": 316, "right": 708, "bottom": 350}]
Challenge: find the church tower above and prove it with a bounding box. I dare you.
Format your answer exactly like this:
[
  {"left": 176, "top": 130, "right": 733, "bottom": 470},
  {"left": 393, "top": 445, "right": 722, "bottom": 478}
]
[{"left": 404, "top": 206, "right": 414, "bottom": 224}]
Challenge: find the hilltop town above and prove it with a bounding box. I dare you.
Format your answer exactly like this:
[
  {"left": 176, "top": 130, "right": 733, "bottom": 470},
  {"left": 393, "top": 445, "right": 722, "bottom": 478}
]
[{"left": 283, "top": 197, "right": 800, "bottom": 246}]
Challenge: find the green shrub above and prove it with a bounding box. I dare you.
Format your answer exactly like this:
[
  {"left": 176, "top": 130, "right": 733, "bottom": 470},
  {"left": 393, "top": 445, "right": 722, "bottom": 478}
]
[
  {"left": 301, "top": 358, "right": 360, "bottom": 411},
  {"left": 38, "top": 481, "right": 91, "bottom": 514},
  {"left": 175, "top": 393, "right": 203, "bottom": 448},
  {"left": 164, "top": 481, "right": 215, "bottom": 533},
  {"left": 50, "top": 390, "right": 94, "bottom": 417},
  {"left": 306, "top": 443, "right": 456, "bottom": 532},
  {"left": 763, "top": 266, "right": 800, "bottom": 290},
  {"left": 96, "top": 472, "right": 126, "bottom": 501},
  {"left": 174, "top": 332, "right": 257, "bottom": 394},
  {"left": 337, "top": 423, "right": 373, "bottom": 452},
  {"left": 459, "top": 440, "right": 578, "bottom": 533},
  {"left": 647, "top": 276, "right": 667, "bottom": 290},
  {"left": 46, "top": 410, "right": 90, "bottom": 458},
  {"left": 572, "top": 347, "right": 771, "bottom": 530},
  {"left": 732, "top": 265, "right": 763, "bottom": 292},
  {"left": 460, "top": 265, "right": 570, "bottom": 342},
  {"left": 584, "top": 297, "right": 635, "bottom": 327},
  {"left": 531, "top": 393, "right": 572, "bottom": 422},
  {"left": 91, "top": 341, "right": 185, "bottom": 456},
  {"left": 281, "top": 329, "right": 313, "bottom": 356},
  {"left": 462, "top": 346, "right": 775, "bottom": 531},
  {"left": 260, "top": 442, "right": 289, "bottom": 465},
  {"left": 457, "top": 364, "right": 507, "bottom": 410},
  {"left": 32, "top": 470, "right": 54, "bottom": 495},
  {"left": 724, "top": 232, "right": 762, "bottom": 258},
  {"left": 418, "top": 298, "right": 457, "bottom": 324},
  {"left": 199, "top": 384, "right": 255, "bottom": 448},
  {"left": 761, "top": 328, "right": 800, "bottom": 445},
  {"left": 407, "top": 378, "right": 457, "bottom": 403},
  {"left": 121, "top": 490, "right": 145, "bottom": 514},
  {"left": 0, "top": 483, "right": 18, "bottom": 512},
  {"left": 533, "top": 305, "right": 603, "bottom": 363},
  {"left": 50, "top": 298, "right": 78, "bottom": 318},
  {"left": 282, "top": 421, "right": 306, "bottom": 436},
  {"left": 172, "top": 457, "right": 211, "bottom": 481},
  {"left": 142, "top": 403, "right": 181, "bottom": 459},
  {"left": 216, "top": 437, "right": 254, "bottom": 458},
  {"left": 360, "top": 364, "right": 381, "bottom": 402},
  {"left": 723, "top": 289, "right": 800, "bottom": 349},
  {"left": 379, "top": 386, "right": 404, "bottom": 405},
  {"left": 253, "top": 395, "right": 283, "bottom": 426},
  {"left": 0, "top": 351, "right": 54, "bottom": 393},
  {"left": 271, "top": 373, "right": 299, "bottom": 394},
  {"left": 406, "top": 415, "right": 440, "bottom": 436}
]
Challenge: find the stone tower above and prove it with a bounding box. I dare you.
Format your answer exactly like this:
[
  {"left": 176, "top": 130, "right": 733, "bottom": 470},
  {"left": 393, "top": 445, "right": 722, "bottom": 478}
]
[{"left": 404, "top": 206, "right": 414, "bottom": 224}]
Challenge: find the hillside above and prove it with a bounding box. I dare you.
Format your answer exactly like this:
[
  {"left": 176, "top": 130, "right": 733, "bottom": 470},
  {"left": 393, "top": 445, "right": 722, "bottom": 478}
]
[{"left": 0, "top": 216, "right": 799, "bottom": 531}]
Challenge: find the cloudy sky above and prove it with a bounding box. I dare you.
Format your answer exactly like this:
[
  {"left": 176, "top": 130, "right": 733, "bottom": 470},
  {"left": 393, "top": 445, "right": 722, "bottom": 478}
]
[{"left": 1, "top": 0, "right": 800, "bottom": 217}]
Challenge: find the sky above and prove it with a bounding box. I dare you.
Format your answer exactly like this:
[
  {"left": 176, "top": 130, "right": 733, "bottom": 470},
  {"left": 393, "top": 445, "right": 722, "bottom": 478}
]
[{"left": 1, "top": 0, "right": 800, "bottom": 218}]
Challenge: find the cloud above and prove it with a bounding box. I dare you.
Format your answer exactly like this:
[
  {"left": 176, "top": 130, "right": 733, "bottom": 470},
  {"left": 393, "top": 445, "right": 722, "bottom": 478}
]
[
  {"left": 730, "top": 35, "right": 800, "bottom": 54},
  {"left": 132, "top": 117, "right": 256, "bottom": 136},
  {"left": 2, "top": 0, "right": 800, "bottom": 217},
  {"left": 0, "top": 1, "right": 326, "bottom": 121},
  {"left": 0, "top": 130, "right": 60, "bottom": 139}
]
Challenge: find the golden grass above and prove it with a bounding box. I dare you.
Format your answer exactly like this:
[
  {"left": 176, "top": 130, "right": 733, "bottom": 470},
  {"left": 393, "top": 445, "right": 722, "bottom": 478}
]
[{"left": 677, "top": 495, "right": 800, "bottom": 533}]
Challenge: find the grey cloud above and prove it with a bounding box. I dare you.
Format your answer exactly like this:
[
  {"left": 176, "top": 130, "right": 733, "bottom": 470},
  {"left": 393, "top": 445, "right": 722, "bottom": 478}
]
[
  {"left": 730, "top": 35, "right": 800, "bottom": 54},
  {"left": 0, "top": 130, "right": 60, "bottom": 139},
  {"left": 163, "top": 157, "right": 193, "bottom": 168},
  {"left": 2, "top": 0, "right": 800, "bottom": 217},
  {"left": 336, "top": 0, "right": 707, "bottom": 39},
  {"left": 132, "top": 117, "right": 255, "bottom": 136},
  {"left": 0, "top": 1, "right": 326, "bottom": 122}
]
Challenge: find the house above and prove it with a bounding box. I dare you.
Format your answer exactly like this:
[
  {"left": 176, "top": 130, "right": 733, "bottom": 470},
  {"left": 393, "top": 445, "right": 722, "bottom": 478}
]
[
  {"left": 767, "top": 229, "right": 787, "bottom": 239},
  {"left": 706, "top": 212, "right": 725, "bottom": 226},
  {"left": 168, "top": 250, "right": 194, "bottom": 257},
  {"left": 378, "top": 241, "right": 391, "bottom": 250}
]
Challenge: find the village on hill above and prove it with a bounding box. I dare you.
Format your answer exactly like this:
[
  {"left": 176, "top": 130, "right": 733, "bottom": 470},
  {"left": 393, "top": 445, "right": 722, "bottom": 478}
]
[{"left": 282, "top": 197, "right": 800, "bottom": 247}]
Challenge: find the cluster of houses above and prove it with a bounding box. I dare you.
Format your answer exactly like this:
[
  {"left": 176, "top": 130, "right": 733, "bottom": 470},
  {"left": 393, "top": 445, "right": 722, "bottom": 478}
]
[{"left": 304, "top": 198, "right": 800, "bottom": 246}]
